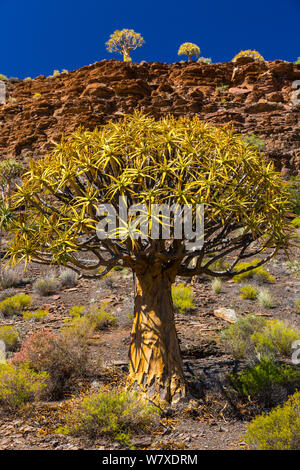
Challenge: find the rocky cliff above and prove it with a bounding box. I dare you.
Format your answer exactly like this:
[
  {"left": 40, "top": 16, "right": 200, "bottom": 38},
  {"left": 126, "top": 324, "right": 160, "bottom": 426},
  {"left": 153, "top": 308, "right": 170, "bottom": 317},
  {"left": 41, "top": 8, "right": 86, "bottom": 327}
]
[{"left": 1, "top": 59, "right": 300, "bottom": 175}]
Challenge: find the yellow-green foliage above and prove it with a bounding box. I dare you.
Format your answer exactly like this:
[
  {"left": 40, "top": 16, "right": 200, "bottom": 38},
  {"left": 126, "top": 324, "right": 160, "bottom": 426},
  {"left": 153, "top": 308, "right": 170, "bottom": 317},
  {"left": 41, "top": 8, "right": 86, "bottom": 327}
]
[
  {"left": 0, "top": 363, "right": 48, "bottom": 408},
  {"left": 233, "top": 259, "right": 275, "bottom": 283},
  {"left": 251, "top": 319, "right": 300, "bottom": 357},
  {"left": 295, "top": 58, "right": 300, "bottom": 65},
  {"left": 291, "top": 217, "right": 300, "bottom": 228},
  {"left": 172, "top": 283, "right": 195, "bottom": 314},
  {"left": 178, "top": 42, "right": 200, "bottom": 61},
  {"left": 8, "top": 113, "right": 290, "bottom": 285},
  {"left": 245, "top": 391, "right": 300, "bottom": 450},
  {"left": 0, "top": 74, "right": 8, "bottom": 81},
  {"left": 296, "top": 299, "right": 300, "bottom": 313},
  {"left": 0, "top": 294, "right": 32, "bottom": 316},
  {"left": 232, "top": 50, "right": 264, "bottom": 62},
  {"left": 106, "top": 29, "right": 145, "bottom": 62},
  {"left": 240, "top": 284, "right": 259, "bottom": 300},
  {"left": 0, "top": 325, "right": 19, "bottom": 351},
  {"left": 227, "top": 358, "right": 299, "bottom": 399},
  {"left": 24, "top": 77, "right": 31, "bottom": 81},
  {"left": 52, "top": 70, "right": 60, "bottom": 77},
  {"left": 23, "top": 309, "right": 49, "bottom": 321},
  {"left": 257, "top": 288, "right": 274, "bottom": 309},
  {"left": 59, "top": 391, "right": 159, "bottom": 447},
  {"left": 220, "top": 314, "right": 267, "bottom": 360},
  {"left": 33, "top": 93, "right": 41, "bottom": 99}
]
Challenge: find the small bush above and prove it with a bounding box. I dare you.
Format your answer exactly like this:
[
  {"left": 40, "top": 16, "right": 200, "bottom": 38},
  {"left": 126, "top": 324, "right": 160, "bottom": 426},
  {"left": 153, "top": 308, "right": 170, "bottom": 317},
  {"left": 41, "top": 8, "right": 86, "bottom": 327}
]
[
  {"left": 291, "top": 217, "right": 300, "bottom": 228},
  {"left": 59, "top": 269, "right": 78, "bottom": 288},
  {"left": 257, "top": 288, "right": 274, "bottom": 308},
  {"left": 67, "top": 303, "right": 116, "bottom": 331},
  {"left": 33, "top": 276, "right": 60, "bottom": 296},
  {"left": 12, "top": 329, "right": 88, "bottom": 398},
  {"left": 0, "top": 267, "right": 22, "bottom": 289},
  {"left": 220, "top": 314, "right": 267, "bottom": 360},
  {"left": 0, "top": 294, "right": 32, "bottom": 316},
  {"left": 0, "top": 363, "right": 48, "bottom": 408},
  {"left": 0, "top": 74, "right": 8, "bottom": 81},
  {"left": 240, "top": 285, "right": 259, "bottom": 300},
  {"left": 233, "top": 259, "right": 275, "bottom": 283},
  {"left": 0, "top": 325, "right": 19, "bottom": 351},
  {"left": 296, "top": 299, "right": 300, "bottom": 313},
  {"left": 33, "top": 93, "right": 41, "bottom": 99},
  {"left": 251, "top": 319, "right": 300, "bottom": 357},
  {"left": 227, "top": 358, "right": 300, "bottom": 400},
  {"left": 172, "top": 283, "right": 195, "bottom": 314},
  {"left": 60, "top": 391, "right": 159, "bottom": 447},
  {"left": 243, "top": 134, "right": 265, "bottom": 152},
  {"left": 0, "top": 288, "right": 18, "bottom": 302},
  {"left": 245, "top": 391, "right": 300, "bottom": 450},
  {"left": 211, "top": 278, "right": 222, "bottom": 294},
  {"left": 23, "top": 309, "right": 49, "bottom": 321}
]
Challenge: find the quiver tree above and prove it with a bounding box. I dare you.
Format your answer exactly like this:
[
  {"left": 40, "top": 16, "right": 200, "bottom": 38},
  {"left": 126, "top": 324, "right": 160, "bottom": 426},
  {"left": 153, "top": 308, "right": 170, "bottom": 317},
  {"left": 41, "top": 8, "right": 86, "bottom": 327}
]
[
  {"left": 8, "top": 113, "right": 290, "bottom": 403},
  {"left": 178, "top": 42, "right": 200, "bottom": 62},
  {"left": 106, "top": 29, "right": 145, "bottom": 62}
]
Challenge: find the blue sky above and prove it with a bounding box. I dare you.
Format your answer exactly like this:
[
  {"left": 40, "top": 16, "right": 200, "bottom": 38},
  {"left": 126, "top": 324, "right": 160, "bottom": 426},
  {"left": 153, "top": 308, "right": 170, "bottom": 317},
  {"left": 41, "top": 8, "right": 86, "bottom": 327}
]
[{"left": 1, "top": 0, "right": 300, "bottom": 79}]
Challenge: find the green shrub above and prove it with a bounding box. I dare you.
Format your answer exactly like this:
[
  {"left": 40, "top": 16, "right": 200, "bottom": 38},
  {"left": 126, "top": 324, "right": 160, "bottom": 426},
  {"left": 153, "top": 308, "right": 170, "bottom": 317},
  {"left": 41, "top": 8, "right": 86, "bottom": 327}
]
[
  {"left": 257, "top": 288, "right": 274, "bottom": 308},
  {"left": 0, "top": 294, "right": 32, "bottom": 316},
  {"left": 216, "top": 84, "right": 229, "bottom": 93},
  {"left": 59, "top": 391, "right": 159, "bottom": 447},
  {"left": 240, "top": 285, "right": 259, "bottom": 300},
  {"left": 232, "top": 50, "right": 264, "bottom": 62},
  {"left": 220, "top": 314, "right": 267, "bottom": 360},
  {"left": 23, "top": 309, "right": 49, "bottom": 321},
  {"left": 227, "top": 358, "right": 299, "bottom": 400},
  {"left": 0, "top": 74, "right": 8, "bottom": 81},
  {"left": 243, "top": 134, "right": 265, "bottom": 152},
  {"left": 245, "top": 391, "right": 300, "bottom": 450},
  {"left": 172, "top": 283, "right": 195, "bottom": 314},
  {"left": 251, "top": 319, "right": 300, "bottom": 357},
  {"left": 295, "top": 58, "right": 300, "bottom": 65},
  {"left": 33, "top": 276, "right": 60, "bottom": 296},
  {"left": 0, "top": 363, "right": 48, "bottom": 408},
  {"left": 211, "top": 278, "right": 222, "bottom": 294},
  {"left": 0, "top": 325, "right": 19, "bottom": 351},
  {"left": 291, "top": 217, "right": 300, "bottom": 228},
  {"left": 233, "top": 259, "right": 275, "bottom": 283}
]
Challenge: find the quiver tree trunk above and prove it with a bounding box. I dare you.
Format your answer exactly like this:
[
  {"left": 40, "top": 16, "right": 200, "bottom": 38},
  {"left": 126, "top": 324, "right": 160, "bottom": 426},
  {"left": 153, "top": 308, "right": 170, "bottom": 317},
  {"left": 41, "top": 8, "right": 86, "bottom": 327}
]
[{"left": 128, "top": 266, "right": 186, "bottom": 404}]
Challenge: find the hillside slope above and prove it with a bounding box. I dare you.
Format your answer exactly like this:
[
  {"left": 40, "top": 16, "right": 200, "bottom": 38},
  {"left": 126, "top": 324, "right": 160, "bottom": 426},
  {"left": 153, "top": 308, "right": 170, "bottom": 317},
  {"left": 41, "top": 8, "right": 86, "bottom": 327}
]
[{"left": 0, "top": 59, "right": 300, "bottom": 174}]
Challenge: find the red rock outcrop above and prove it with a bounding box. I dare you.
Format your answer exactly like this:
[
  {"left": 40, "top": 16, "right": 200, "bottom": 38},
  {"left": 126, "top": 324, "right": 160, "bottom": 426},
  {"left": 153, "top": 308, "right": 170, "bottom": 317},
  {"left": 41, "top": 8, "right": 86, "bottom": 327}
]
[{"left": 0, "top": 59, "right": 300, "bottom": 174}]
